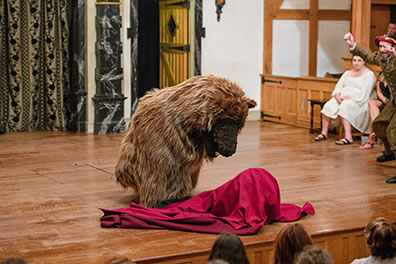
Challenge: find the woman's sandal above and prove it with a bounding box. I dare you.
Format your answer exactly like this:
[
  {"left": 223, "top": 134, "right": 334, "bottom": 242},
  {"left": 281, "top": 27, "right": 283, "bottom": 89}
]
[
  {"left": 335, "top": 138, "right": 353, "bottom": 145},
  {"left": 314, "top": 133, "right": 327, "bottom": 141},
  {"left": 360, "top": 142, "right": 374, "bottom": 149}
]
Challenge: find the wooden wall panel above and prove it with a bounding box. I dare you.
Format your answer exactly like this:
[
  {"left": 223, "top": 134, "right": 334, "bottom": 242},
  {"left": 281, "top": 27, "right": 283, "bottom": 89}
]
[
  {"left": 325, "top": 237, "right": 349, "bottom": 264},
  {"left": 143, "top": 230, "right": 371, "bottom": 264},
  {"left": 262, "top": 85, "right": 276, "bottom": 116},
  {"left": 286, "top": 88, "right": 297, "bottom": 123},
  {"left": 297, "top": 88, "right": 309, "bottom": 127},
  {"left": 347, "top": 234, "right": 371, "bottom": 263},
  {"left": 261, "top": 76, "right": 297, "bottom": 125},
  {"left": 261, "top": 74, "right": 337, "bottom": 129},
  {"left": 246, "top": 246, "right": 273, "bottom": 264}
]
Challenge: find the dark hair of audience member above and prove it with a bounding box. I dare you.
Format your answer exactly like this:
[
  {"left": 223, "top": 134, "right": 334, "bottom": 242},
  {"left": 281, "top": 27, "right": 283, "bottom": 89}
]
[
  {"left": 1, "top": 259, "right": 27, "bottom": 264},
  {"left": 364, "top": 217, "right": 396, "bottom": 259},
  {"left": 272, "top": 223, "right": 313, "bottom": 264},
  {"left": 295, "top": 245, "right": 333, "bottom": 264},
  {"left": 208, "top": 233, "right": 249, "bottom": 264},
  {"left": 207, "top": 259, "right": 229, "bottom": 264}
]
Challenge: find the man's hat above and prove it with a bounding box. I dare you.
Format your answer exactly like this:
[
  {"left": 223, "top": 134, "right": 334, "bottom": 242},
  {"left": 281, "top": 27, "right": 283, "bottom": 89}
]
[{"left": 375, "top": 34, "right": 396, "bottom": 46}]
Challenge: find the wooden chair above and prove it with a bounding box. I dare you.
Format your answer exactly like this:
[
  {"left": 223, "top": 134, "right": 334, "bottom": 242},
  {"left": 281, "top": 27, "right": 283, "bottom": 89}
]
[
  {"left": 308, "top": 99, "right": 327, "bottom": 134},
  {"left": 337, "top": 124, "right": 366, "bottom": 140}
]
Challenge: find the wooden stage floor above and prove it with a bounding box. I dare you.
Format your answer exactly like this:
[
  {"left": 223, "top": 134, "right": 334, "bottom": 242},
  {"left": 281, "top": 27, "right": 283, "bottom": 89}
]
[{"left": 0, "top": 121, "right": 395, "bottom": 264}]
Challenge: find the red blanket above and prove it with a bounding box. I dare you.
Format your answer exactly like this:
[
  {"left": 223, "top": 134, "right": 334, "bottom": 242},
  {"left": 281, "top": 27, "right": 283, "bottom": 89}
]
[{"left": 100, "top": 168, "right": 314, "bottom": 235}]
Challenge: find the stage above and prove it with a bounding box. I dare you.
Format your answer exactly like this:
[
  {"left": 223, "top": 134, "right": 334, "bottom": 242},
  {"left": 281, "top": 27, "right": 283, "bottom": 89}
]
[{"left": 0, "top": 121, "right": 395, "bottom": 264}]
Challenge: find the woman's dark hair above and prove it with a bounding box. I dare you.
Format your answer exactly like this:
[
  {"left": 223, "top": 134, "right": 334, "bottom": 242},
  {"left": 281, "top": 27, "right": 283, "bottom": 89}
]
[
  {"left": 352, "top": 54, "right": 365, "bottom": 62},
  {"left": 1, "top": 259, "right": 27, "bottom": 264},
  {"left": 272, "top": 223, "right": 313, "bottom": 264},
  {"left": 208, "top": 233, "right": 249, "bottom": 264},
  {"left": 364, "top": 217, "right": 396, "bottom": 259}
]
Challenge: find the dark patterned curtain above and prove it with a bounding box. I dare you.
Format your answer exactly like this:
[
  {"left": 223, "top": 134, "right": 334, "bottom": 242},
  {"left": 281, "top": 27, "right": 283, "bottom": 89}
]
[{"left": 0, "top": 0, "right": 72, "bottom": 133}]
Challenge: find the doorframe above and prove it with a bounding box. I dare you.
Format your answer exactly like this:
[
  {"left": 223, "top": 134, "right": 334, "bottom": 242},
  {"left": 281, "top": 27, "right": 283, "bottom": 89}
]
[{"left": 123, "top": 0, "right": 203, "bottom": 121}]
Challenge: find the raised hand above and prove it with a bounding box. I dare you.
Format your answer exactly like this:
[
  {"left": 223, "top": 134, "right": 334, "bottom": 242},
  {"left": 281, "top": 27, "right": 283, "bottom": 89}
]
[{"left": 344, "top": 32, "right": 355, "bottom": 47}]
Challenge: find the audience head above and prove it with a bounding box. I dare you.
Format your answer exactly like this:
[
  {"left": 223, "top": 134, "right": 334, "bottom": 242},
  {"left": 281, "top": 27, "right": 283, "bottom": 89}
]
[
  {"left": 295, "top": 246, "right": 333, "bottom": 264},
  {"left": 1, "top": 259, "right": 27, "bottom": 264},
  {"left": 387, "top": 22, "right": 396, "bottom": 35},
  {"left": 207, "top": 259, "right": 229, "bottom": 264},
  {"left": 375, "top": 34, "right": 396, "bottom": 56},
  {"left": 364, "top": 217, "right": 396, "bottom": 259},
  {"left": 208, "top": 233, "right": 249, "bottom": 264},
  {"left": 351, "top": 55, "right": 366, "bottom": 71},
  {"left": 273, "top": 223, "right": 313, "bottom": 264}
]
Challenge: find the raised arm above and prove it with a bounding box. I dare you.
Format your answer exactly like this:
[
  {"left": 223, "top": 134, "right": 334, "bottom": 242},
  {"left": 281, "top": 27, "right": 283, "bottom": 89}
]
[{"left": 343, "top": 32, "right": 383, "bottom": 66}]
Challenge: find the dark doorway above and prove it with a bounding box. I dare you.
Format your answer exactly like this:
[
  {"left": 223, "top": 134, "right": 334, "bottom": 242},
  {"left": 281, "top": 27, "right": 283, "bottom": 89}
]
[
  {"left": 392, "top": 5, "right": 396, "bottom": 23},
  {"left": 137, "top": 0, "right": 159, "bottom": 98}
]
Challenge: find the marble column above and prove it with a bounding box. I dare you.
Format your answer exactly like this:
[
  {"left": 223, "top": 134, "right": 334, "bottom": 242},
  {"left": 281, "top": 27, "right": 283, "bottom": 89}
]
[
  {"left": 67, "top": 0, "right": 87, "bottom": 133},
  {"left": 195, "top": 0, "right": 203, "bottom": 76},
  {"left": 93, "top": 0, "right": 126, "bottom": 134},
  {"left": 129, "top": 0, "right": 139, "bottom": 116}
]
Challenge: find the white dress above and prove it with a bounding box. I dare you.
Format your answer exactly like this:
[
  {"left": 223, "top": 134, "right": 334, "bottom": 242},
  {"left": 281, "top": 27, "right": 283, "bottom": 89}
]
[
  {"left": 351, "top": 255, "right": 396, "bottom": 264},
  {"left": 321, "top": 69, "right": 377, "bottom": 134}
]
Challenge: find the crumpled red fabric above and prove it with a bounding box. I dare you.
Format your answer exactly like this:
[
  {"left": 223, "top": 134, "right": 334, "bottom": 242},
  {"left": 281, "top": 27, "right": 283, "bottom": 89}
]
[{"left": 100, "top": 168, "right": 315, "bottom": 235}]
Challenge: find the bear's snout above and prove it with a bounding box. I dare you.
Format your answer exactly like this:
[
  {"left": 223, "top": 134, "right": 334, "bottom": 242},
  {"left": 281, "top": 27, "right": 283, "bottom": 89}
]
[{"left": 212, "top": 118, "right": 240, "bottom": 158}]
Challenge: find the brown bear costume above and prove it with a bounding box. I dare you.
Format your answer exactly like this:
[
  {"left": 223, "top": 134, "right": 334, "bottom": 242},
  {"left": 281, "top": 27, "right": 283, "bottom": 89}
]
[{"left": 115, "top": 75, "right": 256, "bottom": 208}]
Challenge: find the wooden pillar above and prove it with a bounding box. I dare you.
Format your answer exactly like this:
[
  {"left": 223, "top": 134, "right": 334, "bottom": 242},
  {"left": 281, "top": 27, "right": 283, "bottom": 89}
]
[
  {"left": 263, "top": 0, "right": 284, "bottom": 75},
  {"left": 263, "top": 2, "right": 273, "bottom": 75},
  {"left": 351, "top": 0, "right": 371, "bottom": 49},
  {"left": 308, "top": 0, "right": 318, "bottom": 76}
]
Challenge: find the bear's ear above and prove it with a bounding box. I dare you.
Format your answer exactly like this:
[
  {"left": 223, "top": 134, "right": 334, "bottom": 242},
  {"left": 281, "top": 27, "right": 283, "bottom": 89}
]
[{"left": 246, "top": 98, "right": 257, "bottom": 109}]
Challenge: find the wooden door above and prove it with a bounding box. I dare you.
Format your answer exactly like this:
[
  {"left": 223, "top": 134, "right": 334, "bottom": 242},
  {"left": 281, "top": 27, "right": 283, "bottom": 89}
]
[
  {"left": 159, "top": 0, "right": 190, "bottom": 88},
  {"left": 370, "top": 5, "right": 391, "bottom": 51}
]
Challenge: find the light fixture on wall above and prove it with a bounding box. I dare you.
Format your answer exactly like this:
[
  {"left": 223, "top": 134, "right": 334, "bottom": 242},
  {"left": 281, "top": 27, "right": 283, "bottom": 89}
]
[{"left": 215, "top": 0, "right": 225, "bottom": 22}]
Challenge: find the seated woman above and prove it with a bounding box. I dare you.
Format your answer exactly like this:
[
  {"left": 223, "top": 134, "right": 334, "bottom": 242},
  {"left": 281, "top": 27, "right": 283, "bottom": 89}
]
[
  {"left": 361, "top": 72, "right": 391, "bottom": 149},
  {"left": 315, "top": 55, "right": 376, "bottom": 144}
]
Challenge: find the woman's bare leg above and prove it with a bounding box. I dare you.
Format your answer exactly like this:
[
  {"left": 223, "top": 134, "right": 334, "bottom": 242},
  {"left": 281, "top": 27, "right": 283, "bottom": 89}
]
[
  {"left": 341, "top": 117, "right": 353, "bottom": 142},
  {"left": 368, "top": 100, "right": 382, "bottom": 144},
  {"left": 368, "top": 100, "right": 381, "bottom": 129},
  {"left": 315, "top": 114, "right": 331, "bottom": 140},
  {"left": 321, "top": 114, "right": 330, "bottom": 137}
]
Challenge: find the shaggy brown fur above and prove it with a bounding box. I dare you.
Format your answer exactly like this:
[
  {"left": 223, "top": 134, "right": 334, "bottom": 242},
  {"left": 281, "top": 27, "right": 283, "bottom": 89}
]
[{"left": 115, "top": 75, "right": 256, "bottom": 208}]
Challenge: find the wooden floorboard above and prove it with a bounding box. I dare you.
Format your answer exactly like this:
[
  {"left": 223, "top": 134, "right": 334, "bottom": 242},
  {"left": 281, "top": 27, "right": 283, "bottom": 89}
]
[{"left": 0, "top": 121, "right": 395, "bottom": 264}]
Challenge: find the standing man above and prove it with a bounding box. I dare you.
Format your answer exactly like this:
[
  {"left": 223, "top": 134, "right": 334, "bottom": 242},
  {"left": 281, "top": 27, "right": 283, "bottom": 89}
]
[{"left": 344, "top": 32, "right": 396, "bottom": 184}]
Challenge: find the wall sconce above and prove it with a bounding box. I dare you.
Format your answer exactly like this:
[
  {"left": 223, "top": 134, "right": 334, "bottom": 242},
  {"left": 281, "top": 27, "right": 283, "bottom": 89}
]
[{"left": 215, "top": 0, "right": 225, "bottom": 22}]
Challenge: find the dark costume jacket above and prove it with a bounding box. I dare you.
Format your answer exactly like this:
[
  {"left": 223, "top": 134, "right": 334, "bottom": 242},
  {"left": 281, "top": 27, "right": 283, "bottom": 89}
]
[{"left": 351, "top": 44, "right": 396, "bottom": 148}]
